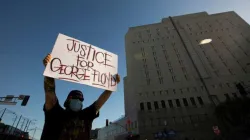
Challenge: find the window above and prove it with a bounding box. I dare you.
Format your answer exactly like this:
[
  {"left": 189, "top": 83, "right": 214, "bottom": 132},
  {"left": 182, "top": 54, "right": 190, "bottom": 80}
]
[
  {"left": 159, "top": 90, "right": 162, "bottom": 95},
  {"left": 146, "top": 79, "right": 150, "bottom": 85},
  {"left": 155, "top": 63, "right": 160, "bottom": 69},
  {"left": 193, "top": 87, "right": 197, "bottom": 92},
  {"left": 228, "top": 69, "right": 234, "bottom": 75},
  {"left": 157, "top": 70, "right": 161, "bottom": 76},
  {"left": 172, "top": 117, "right": 176, "bottom": 124},
  {"left": 176, "top": 99, "right": 181, "bottom": 107},
  {"left": 214, "top": 70, "right": 219, "bottom": 77},
  {"left": 184, "top": 75, "right": 189, "bottom": 80},
  {"left": 168, "top": 100, "right": 173, "bottom": 108},
  {"left": 223, "top": 62, "right": 227, "bottom": 67},
  {"left": 179, "top": 60, "right": 184, "bottom": 65},
  {"left": 180, "top": 89, "right": 183, "bottom": 94},
  {"left": 169, "top": 68, "right": 173, "bottom": 74},
  {"left": 145, "top": 71, "right": 149, "bottom": 78},
  {"left": 183, "top": 98, "right": 188, "bottom": 106},
  {"left": 153, "top": 52, "right": 156, "bottom": 56},
  {"left": 142, "top": 58, "right": 147, "bottom": 63},
  {"left": 167, "top": 62, "right": 172, "bottom": 67},
  {"left": 182, "top": 67, "right": 187, "bottom": 74},
  {"left": 165, "top": 90, "right": 169, "bottom": 94},
  {"left": 159, "top": 77, "right": 163, "bottom": 84},
  {"left": 226, "top": 83, "right": 231, "bottom": 87},
  {"left": 140, "top": 103, "right": 144, "bottom": 110},
  {"left": 177, "top": 54, "right": 180, "bottom": 58},
  {"left": 190, "top": 97, "right": 197, "bottom": 106},
  {"left": 172, "top": 76, "right": 177, "bottom": 82},
  {"left": 197, "top": 97, "right": 204, "bottom": 105},
  {"left": 224, "top": 94, "right": 230, "bottom": 100},
  {"left": 147, "top": 102, "right": 152, "bottom": 110},
  {"left": 154, "top": 57, "right": 158, "bottom": 61},
  {"left": 154, "top": 101, "right": 159, "bottom": 110},
  {"left": 161, "top": 100, "right": 166, "bottom": 108},
  {"left": 211, "top": 95, "right": 220, "bottom": 106},
  {"left": 232, "top": 93, "right": 237, "bottom": 98},
  {"left": 173, "top": 89, "right": 176, "bottom": 94}
]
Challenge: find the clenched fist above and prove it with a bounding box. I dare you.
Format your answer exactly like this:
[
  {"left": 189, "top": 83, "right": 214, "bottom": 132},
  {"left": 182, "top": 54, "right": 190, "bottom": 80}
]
[
  {"left": 43, "top": 54, "right": 52, "bottom": 67},
  {"left": 114, "top": 74, "right": 120, "bottom": 84}
]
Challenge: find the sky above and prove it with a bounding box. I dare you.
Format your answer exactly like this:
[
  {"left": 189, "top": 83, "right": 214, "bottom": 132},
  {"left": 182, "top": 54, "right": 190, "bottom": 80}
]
[{"left": 0, "top": 0, "right": 250, "bottom": 139}]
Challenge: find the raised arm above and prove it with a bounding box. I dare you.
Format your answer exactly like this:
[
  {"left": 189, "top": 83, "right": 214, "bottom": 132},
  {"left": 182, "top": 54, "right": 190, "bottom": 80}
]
[
  {"left": 95, "top": 74, "right": 120, "bottom": 111},
  {"left": 43, "top": 54, "right": 57, "bottom": 111}
]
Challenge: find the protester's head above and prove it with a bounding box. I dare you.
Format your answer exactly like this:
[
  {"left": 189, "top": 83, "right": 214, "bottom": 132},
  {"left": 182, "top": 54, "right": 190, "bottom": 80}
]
[{"left": 64, "top": 90, "right": 84, "bottom": 112}]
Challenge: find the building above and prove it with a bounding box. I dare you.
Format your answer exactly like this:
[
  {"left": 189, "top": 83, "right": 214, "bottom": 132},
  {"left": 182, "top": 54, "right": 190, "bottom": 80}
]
[
  {"left": 0, "top": 122, "right": 29, "bottom": 139},
  {"left": 124, "top": 11, "right": 250, "bottom": 140},
  {"left": 90, "top": 128, "right": 100, "bottom": 140},
  {"left": 97, "top": 116, "right": 129, "bottom": 140}
]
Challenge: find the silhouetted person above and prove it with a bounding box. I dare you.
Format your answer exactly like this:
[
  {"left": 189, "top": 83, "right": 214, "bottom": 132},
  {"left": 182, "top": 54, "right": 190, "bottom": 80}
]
[{"left": 41, "top": 54, "right": 120, "bottom": 140}]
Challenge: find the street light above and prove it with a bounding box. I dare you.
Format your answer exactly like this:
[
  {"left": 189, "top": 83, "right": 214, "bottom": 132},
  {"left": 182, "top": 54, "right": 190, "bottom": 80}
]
[{"left": 199, "top": 39, "right": 212, "bottom": 45}]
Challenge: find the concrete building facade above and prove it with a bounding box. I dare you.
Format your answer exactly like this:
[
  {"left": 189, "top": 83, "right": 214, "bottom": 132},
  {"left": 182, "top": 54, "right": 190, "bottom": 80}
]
[{"left": 124, "top": 11, "right": 250, "bottom": 140}]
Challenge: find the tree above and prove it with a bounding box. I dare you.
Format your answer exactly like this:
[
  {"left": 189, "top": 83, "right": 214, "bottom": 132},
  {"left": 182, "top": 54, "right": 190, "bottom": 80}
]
[{"left": 214, "top": 97, "right": 250, "bottom": 139}]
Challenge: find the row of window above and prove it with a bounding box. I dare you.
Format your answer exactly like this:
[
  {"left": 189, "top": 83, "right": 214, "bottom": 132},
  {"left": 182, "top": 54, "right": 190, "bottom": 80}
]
[
  {"left": 132, "top": 36, "right": 176, "bottom": 44},
  {"left": 138, "top": 87, "right": 202, "bottom": 97},
  {"left": 140, "top": 113, "right": 208, "bottom": 127},
  {"left": 139, "top": 97, "right": 204, "bottom": 111},
  {"left": 216, "top": 37, "right": 249, "bottom": 74}
]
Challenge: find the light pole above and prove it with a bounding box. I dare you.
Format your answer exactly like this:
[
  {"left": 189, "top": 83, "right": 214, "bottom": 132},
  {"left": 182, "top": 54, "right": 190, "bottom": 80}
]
[
  {"left": 20, "top": 118, "right": 27, "bottom": 131},
  {"left": 32, "top": 127, "right": 37, "bottom": 139},
  {"left": 10, "top": 112, "right": 18, "bottom": 134},
  {"left": 0, "top": 108, "right": 7, "bottom": 122}
]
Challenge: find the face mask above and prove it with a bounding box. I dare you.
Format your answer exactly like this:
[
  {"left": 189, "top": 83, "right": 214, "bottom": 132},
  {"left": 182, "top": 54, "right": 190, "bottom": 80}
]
[{"left": 69, "top": 99, "right": 82, "bottom": 112}]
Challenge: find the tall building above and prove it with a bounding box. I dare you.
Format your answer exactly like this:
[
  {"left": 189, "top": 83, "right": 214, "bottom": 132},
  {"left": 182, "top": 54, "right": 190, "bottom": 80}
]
[{"left": 124, "top": 11, "right": 250, "bottom": 140}]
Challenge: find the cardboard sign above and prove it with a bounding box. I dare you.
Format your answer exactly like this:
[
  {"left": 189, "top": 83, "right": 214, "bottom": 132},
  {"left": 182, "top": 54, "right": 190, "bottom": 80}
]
[{"left": 43, "top": 33, "right": 118, "bottom": 91}]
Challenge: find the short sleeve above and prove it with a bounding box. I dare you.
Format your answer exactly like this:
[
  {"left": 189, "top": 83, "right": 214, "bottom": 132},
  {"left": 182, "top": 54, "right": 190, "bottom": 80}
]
[
  {"left": 43, "top": 99, "right": 64, "bottom": 119},
  {"left": 83, "top": 102, "right": 99, "bottom": 120}
]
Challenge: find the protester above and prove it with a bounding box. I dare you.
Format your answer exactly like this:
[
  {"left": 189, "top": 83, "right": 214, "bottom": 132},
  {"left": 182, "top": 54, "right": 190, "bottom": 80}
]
[{"left": 40, "top": 54, "right": 120, "bottom": 140}]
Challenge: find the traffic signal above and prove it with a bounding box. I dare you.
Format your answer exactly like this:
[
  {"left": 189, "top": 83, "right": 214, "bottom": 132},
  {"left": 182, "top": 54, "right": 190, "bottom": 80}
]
[
  {"left": 21, "top": 96, "right": 30, "bottom": 106},
  {"left": 236, "top": 83, "right": 247, "bottom": 96}
]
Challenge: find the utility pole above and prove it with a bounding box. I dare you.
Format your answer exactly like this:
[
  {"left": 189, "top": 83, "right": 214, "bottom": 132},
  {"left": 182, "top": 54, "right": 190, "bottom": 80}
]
[
  {"left": 0, "top": 108, "right": 7, "bottom": 122},
  {"left": 24, "top": 120, "right": 30, "bottom": 132},
  {"left": 20, "top": 118, "right": 26, "bottom": 131},
  {"left": 32, "top": 127, "right": 37, "bottom": 139},
  {"left": 11, "top": 115, "right": 18, "bottom": 133},
  {"left": 14, "top": 115, "right": 22, "bottom": 135}
]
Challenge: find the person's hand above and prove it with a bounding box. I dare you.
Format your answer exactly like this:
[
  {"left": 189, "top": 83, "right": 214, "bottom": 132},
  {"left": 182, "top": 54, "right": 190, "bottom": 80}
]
[
  {"left": 115, "top": 74, "right": 120, "bottom": 84},
  {"left": 43, "top": 54, "right": 52, "bottom": 67}
]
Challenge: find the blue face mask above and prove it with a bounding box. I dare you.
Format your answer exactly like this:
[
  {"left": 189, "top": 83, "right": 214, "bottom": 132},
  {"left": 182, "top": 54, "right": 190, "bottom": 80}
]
[{"left": 69, "top": 99, "right": 83, "bottom": 112}]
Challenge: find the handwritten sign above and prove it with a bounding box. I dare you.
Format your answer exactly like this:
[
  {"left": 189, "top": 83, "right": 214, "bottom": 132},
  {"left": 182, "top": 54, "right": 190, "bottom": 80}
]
[{"left": 43, "top": 33, "right": 118, "bottom": 91}]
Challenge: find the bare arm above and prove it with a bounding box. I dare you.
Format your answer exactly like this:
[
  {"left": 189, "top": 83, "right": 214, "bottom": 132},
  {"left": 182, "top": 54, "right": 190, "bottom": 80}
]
[
  {"left": 95, "top": 74, "right": 120, "bottom": 111},
  {"left": 95, "top": 90, "right": 112, "bottom": 111},
  {"left": 43, "top": 54, "right": 57, "bottom": 111},
  {"left": 44, "top": 76, "right": 57, "bottom": 111}
]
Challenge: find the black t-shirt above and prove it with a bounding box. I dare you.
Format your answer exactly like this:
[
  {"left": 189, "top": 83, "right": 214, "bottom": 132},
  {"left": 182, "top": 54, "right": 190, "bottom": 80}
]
[{"left": 41, "top": 100, "right": 99, "bottom": 140}]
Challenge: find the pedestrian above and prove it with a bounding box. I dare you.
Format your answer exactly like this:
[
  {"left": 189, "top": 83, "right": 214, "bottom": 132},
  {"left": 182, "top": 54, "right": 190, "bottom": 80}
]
[{"left": 40, "top": 54, "right": 120, "bottom": 140}]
